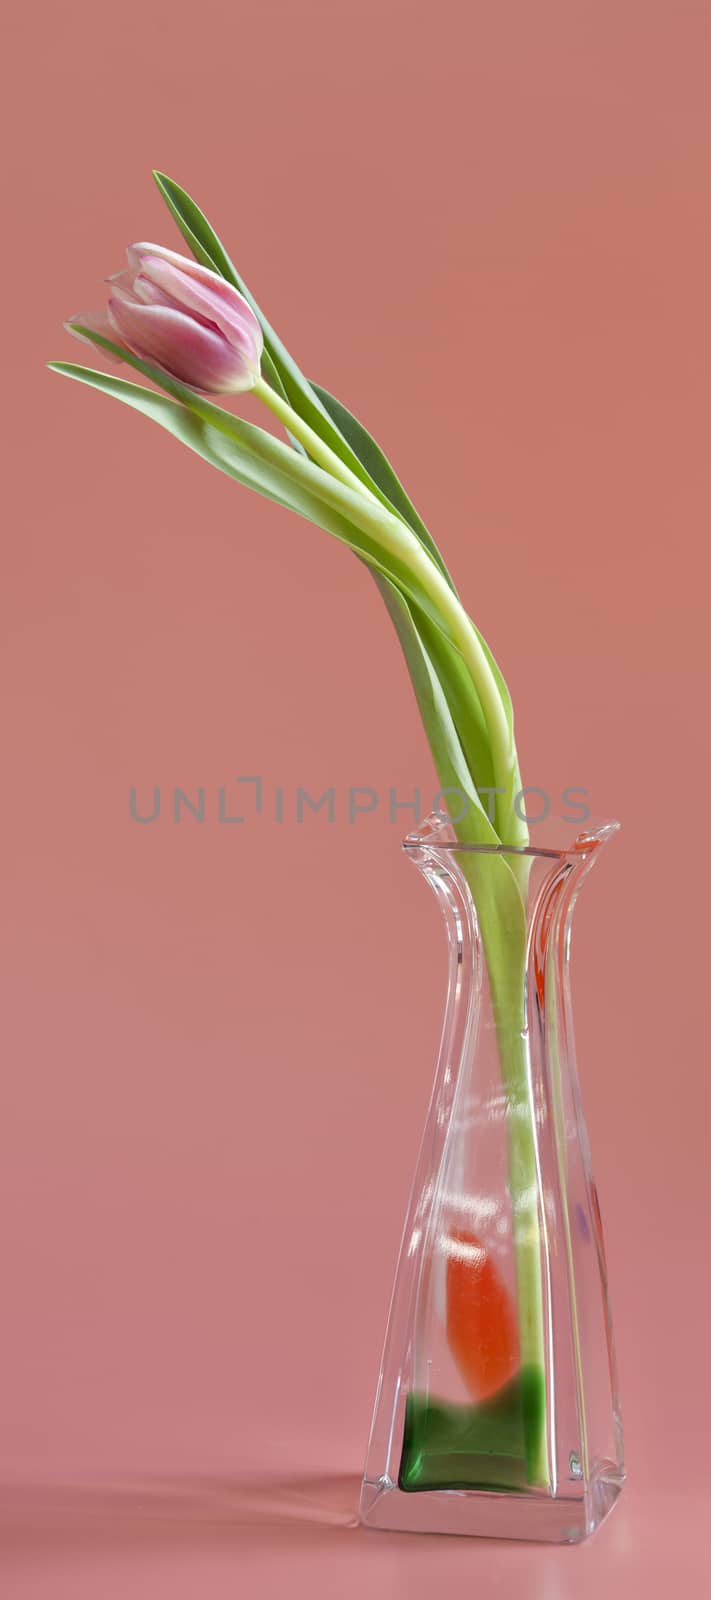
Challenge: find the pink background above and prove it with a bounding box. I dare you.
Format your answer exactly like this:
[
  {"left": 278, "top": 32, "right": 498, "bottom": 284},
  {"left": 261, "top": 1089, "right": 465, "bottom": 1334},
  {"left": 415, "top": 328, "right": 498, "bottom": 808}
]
[{"left": 2, "top": 1, "right": 710, "bottom": 1593}]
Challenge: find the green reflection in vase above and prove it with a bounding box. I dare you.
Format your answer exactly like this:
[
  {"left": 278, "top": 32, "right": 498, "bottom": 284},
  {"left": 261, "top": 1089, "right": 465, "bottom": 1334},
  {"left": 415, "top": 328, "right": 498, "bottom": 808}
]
[{"left": 398, "top": 1366, "right": 547, "bottom": 1492}]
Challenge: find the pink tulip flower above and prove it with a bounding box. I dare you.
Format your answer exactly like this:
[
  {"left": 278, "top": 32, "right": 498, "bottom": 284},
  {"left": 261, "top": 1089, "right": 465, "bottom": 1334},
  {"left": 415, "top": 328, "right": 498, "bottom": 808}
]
[{"left": 68, "top": 244, "right": 263, "bottom": 394}]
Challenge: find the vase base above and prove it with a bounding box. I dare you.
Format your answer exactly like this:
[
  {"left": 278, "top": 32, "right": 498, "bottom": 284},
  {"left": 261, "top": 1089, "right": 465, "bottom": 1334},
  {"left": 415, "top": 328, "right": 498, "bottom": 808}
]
[{"left": 360, "top": 1461, "right": 624, "bottom": 1544}]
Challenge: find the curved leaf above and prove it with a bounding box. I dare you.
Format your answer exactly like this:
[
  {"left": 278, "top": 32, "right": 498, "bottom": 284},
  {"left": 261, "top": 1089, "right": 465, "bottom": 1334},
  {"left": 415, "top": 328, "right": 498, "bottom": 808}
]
[
  {"left": 48, "top": 360, "right": 456, "bottom": 652},
  {"left": 152, "top": 174, "right": 452, "bottom": 586},
  {"left": 152, "top": 172, "right": 371, "bottom": 485},
  {"left": 311, "top": 381, "right": 455, "bottom": 588},
  {"left": 59, "top": 316, "right": 520, "bottom": 845}
]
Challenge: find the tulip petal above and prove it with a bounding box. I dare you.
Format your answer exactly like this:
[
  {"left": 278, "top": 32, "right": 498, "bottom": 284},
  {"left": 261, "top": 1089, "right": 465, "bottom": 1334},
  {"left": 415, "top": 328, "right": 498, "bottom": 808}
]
[
  {"left": 107, "top": 290, "right": 255, "bottom": 393},
  {"left": 126, "top": 243, "right": 263, "bottom": 362},
  {"left": 128, "top": 272, "right": 224, "bottom": 335},
  {"left": 65, "top": 308, "right": 122, "bottom": 352},
  {"left": 127, "top": 242, "right": 241, "bottom": 302},
  {"left": 142, "top": 258, "right": 262, "bottom": 361},
  {"left": 106, "top": 269, "right": 139, "bottom": 296}
]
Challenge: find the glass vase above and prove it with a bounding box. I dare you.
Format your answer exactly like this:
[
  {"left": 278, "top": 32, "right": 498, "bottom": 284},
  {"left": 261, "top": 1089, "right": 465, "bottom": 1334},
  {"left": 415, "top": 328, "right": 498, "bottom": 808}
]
[{"left": 360, "top": 812, "right": 624, "bottom": 1543}]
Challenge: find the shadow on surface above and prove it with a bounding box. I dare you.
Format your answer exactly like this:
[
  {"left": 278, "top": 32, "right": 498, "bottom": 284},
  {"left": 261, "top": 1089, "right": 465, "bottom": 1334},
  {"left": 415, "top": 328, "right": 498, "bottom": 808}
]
[{"left": 0, "top": 1471, "right": 362, "bottom": 1569}]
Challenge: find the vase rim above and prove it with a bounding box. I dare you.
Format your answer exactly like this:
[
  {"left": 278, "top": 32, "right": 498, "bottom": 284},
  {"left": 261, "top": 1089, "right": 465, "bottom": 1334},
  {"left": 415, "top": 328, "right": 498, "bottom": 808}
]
[{"left": 403, "top": 811, "right": 620, "bottom": 861}]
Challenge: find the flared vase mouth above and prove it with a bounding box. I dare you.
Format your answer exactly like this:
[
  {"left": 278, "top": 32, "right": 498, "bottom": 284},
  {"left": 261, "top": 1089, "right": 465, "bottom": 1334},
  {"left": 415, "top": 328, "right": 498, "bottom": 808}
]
[{"left": 402, "top": 810, "right": 620, "bottom": 861}]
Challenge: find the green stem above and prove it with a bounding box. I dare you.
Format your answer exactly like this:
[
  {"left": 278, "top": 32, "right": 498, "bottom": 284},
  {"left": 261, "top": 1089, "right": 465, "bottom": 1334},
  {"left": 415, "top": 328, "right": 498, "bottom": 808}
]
[
  {"left": 459, "top": 852, "right": 549, "bottom": 1487},
  {"left": 257, "top": 368, "right": 547, "bottom": 1474},
  {"left": 253, "top": 376, "right": 525, "bottom": 853},
  {"left": 254, "top": 375, "right": 382, "bottom": 505}
]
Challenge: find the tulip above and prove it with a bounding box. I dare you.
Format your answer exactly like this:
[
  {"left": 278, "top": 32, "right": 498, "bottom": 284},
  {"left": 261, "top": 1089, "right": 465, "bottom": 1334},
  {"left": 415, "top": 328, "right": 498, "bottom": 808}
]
[
  {"left": 52, "top": 174, "right": 549, "bottom": 1487},
  {"left": 68, "top": 243, "right": 263, "bottom": 394}
]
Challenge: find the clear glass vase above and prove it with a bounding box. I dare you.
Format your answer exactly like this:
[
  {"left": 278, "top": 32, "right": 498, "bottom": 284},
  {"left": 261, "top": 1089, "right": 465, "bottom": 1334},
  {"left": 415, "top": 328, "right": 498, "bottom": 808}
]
[{"left": 360, "top": 812, "right": 624, "bottom": 1543}]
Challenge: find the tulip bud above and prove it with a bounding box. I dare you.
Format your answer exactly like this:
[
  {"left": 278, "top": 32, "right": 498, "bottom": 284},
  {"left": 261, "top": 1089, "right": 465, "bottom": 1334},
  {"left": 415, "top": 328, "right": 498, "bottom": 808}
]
[{"left": 68, "top": 243, "right": 263, "bottom": 395}]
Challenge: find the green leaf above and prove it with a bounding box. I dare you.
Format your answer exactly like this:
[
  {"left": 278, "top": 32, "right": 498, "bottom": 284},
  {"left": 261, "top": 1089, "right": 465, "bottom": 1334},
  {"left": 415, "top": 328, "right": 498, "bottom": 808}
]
[
  {"left": 79, "top": 171, "right": 520, "bottom": 839},
  {"left": 310, "top": 380, "right": 525, "bottom": 836},
  {"left": 375, "top": 576, "right": 491, "bottom": 836},
  {"left": 375, "top": 578, "right": 525, "bottom": 937},
  {"left": 62, "top": 325, "right": 502, "bottom": 832},
  {"left": 260, "top": 347, "right": 289, "bottom": 402},
  {"left": 152, "top": 172, "right": 370, "bottom": 482},
  {"left": 48, "top": 360, "right": 457, "bottom": 651},
  {"left": 62, "top": 318, "right": 518, "bottom": 844},
  {"left": 151, "top": 179, "right": 510, "bottom": 619},
  {"left": 54, "top": 331, "right": 494, "bottom": 836},
  {"left": 404, "top": 599, "right": 496, "bottom": 799},
  {"left": 307, "top": 380, "right": 494, "bottom": 801},
  {"left": 311, "top": 381, "right": 455, "bottom": 589},
  {"left": 152, "top": 174, "right": 453, "bottom": 585},
  {"left": 305, "top": 377, "right": 515, "bottom": 777},
  {"left": 151, "top": 172, "right": 247, "bottom": 287}
]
